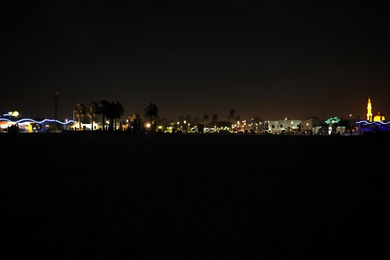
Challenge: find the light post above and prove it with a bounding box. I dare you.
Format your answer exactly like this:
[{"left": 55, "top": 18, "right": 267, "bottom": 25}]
[
  {"left": 54, "top": 91, "right": 59, "bottom": 132},
  {"left": 349, "top": 114, "right": 352, "bottom": 136},
  {"left": 54, "top": 91, "right": 59, "bottom": 120}
]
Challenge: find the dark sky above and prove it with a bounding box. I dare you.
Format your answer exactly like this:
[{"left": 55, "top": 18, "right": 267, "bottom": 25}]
[{"left": 1, "top": 0, "right": 389, "bottom": 121}]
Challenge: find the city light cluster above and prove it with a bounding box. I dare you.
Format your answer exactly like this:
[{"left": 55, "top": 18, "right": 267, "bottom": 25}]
[{"left": 0, "top": 117, "right": 74, "bottom": 125}]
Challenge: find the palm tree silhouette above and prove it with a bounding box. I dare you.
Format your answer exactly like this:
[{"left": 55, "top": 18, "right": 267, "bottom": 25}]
[
  {"left": 203, "top": 113, "right": 209, "bottom": 127},
  {"left": 144, "top": 103, "right": 159, "bottom": 132},
  {"left": 228, "top": 109, "right": 236, "bottom": 123},
  {"left": 227, "top": 109, "right": 240, "bottom": 132},
  {"left": 99, "top": 99, "right": 110, "bottom": 131},
  {"left": 74, "top": 103, "right": 86, "bottom": 130},
  {"left": 106, "top": 101, "right": 124, "bottom": 131},
  {"left": 212, "top": 114, "right": 218, "bottom": 125},
  {"left": 128, "top": 113, "right": 142, "bottom": 133},
  {"left": 87, "top": 101, "right": 100, "bottom": 131}
]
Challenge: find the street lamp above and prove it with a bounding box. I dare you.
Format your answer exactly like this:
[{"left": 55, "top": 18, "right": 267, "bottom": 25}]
[
  {"left": 349, "top": 114, "right": 352, "bottom": 136},
  {"left": 54, "top": 91, "right": 59, "bottom": 132},
  {"left": 54, "top": 91, "right": 59, "bottom": 120}
]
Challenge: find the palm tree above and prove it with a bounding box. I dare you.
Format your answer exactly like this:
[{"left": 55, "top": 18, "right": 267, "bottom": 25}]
[
  {"left": 212, "top": 114, "right": 218, "bottom": 124},
  {"left": 128, "top": 112, "right": 142, "bottom": 133},
  {"left": 203, "top": 113, "right": 209, "bottom": 127},
  {"left": 99, "top": 99, "right": 110, "bottom": 131},
  {"left": 228, "top": 109, "right": 236, "bottom": 123},
  {"left": 87, "top": 101, "right": 100, "bottom": 131},
  {"left": 228, "top": 109, "right": 236, "bottom": 130},
  {"left": 74, "top": 103, "right": 86, "bottom": 130},
  {"left": 144, "top": 103, "right": 159, "bottom": 132},
  {"left": 106, "top": 101, "right": 124, "bottom": 131}
]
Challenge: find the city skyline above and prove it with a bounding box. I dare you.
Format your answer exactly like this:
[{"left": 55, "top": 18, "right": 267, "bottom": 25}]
[
  {"left": 1, "top": 96, "right": 383, "bottom": 123},
  {"left": 1, "top": 1, "right": 389, "bottom": 121}
]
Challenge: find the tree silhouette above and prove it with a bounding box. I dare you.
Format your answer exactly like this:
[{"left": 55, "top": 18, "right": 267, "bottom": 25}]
[
  {"left": 74, "top": 103, "right": 86, "bottom": 130},
  {"left": 99, "top": 99, "right": 110, "bottom": 131},
  {"left": 228, "top": 109, "right": 236, "bottom": 124},
  {"left": 203, "top": 113, "right": 209, "bottom": 127},
  {"left": 106, "top": 101, "right": 124, "bottom": 131},
  {"left": 144, "top": 103, "right": 159, "bottom": 132},
  {"left": 87, "top": 101, "right": 100, "bottom": 131},
  {"left": 128, "top": 113, "right": 142, "bottom": 133},
  {"left": 212, "top": 114, "right": 218, "bottom": 124}
]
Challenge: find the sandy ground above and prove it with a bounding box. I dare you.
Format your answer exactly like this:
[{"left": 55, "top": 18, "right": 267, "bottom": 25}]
[{"left": 1, "top": 132, "right": 389, "bottom": 259}]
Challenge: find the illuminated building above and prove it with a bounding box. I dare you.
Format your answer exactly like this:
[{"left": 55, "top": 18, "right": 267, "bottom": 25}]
[
  {"left": 373, "top": 112, "right": 385, "bottom": 122},
  {"left": 367, "top": 97, "right": 372, "bottom": 121},
  {"left": 357, "top": 98, "right": 389, "bottom": 134}
]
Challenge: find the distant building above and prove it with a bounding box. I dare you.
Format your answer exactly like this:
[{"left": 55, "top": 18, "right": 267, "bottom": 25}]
[
  {"left": 367, "top": 97, "right": 385, "bottom": 122},
  {"left": 267, "top": 118, "right": 301, "bottom": 134},
  {"left": 358, "top": 97, "right": 389, "bottom": 134}
]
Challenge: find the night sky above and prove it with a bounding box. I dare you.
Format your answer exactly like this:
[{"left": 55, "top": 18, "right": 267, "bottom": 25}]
[{"left": 1, "top": 1, "right": 389, "bottom": 122}]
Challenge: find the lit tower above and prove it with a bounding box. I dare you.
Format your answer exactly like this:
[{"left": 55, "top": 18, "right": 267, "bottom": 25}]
[{"left": 367, "top": 97, "right": 372, "bottom": 122}]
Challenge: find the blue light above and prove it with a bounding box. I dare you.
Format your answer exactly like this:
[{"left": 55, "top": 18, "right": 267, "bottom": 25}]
[
  {"left": 356, "top": 120, "right": 390, "bottom": 125},
  {"left": 0, "top": 117, "right": 74, "bottom": 125}
]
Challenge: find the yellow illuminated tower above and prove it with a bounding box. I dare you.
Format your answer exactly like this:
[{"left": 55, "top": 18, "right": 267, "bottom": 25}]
[{"left": 367, "top": 97, "right": 372, "bottom": 122}]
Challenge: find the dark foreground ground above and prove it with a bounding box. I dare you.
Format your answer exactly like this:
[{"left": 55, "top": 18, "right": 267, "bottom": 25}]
[{"left": 1, "top": 132, "right": 390, "bottom": 259}]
